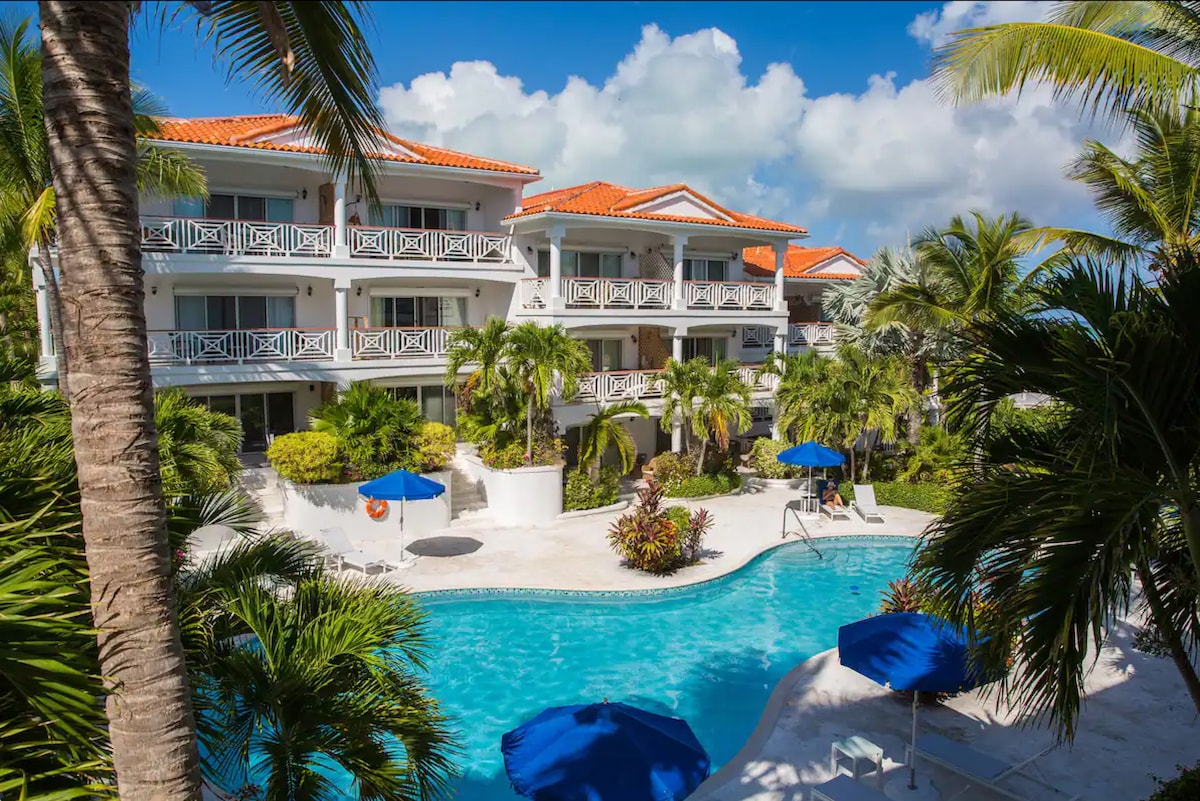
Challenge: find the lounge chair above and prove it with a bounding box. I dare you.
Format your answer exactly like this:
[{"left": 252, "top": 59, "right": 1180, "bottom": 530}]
[
  {"left": 907, "top": 733, "right": 1080, "bottom": 801},
  {"left": 317, "top": 527, "right": 395, "bottom": 574},
  {"left": 810, "top": 775, "right": 890, "bottom": 801},
  {"left": 852, "top": 484, "right": 886, "bottom": 524},
  {"left": 816, "top": 480, "right": 851, "bottom": 521}
]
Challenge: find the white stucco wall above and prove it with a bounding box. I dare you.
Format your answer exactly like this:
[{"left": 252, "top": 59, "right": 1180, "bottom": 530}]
[
  {"left": 461, "top": 456, "right": 562, "bottom": 526},
  {"left": 279, "top": 471, "right": 452, "bottom": 540}
]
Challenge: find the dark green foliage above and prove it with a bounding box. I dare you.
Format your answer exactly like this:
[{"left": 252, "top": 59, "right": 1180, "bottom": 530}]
[
  {"left": 310, "top": 382, "right": 422, "bottom": 480},
  {"left": 663, "top": 472, "right": 741, "bottom": 498},
  {"left": 874, "top": 482, "right": 954, "bottom": 514},
  {"left": 480, "top": 437, "right": 563, "bottom": 470},
  {"left": 564, "top": 466, "right": 620, "bottom": 512},
  {"left": 1145, "top": 763, "right": 1200, "bottom": 801},
  {"left": 750, "top": 437, "right": 802, "bottom": 480}
]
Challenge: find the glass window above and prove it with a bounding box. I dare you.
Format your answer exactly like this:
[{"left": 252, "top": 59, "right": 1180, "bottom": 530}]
[
  {"left": 266, "top": 198, "right": 294, "bottom": 222},
  {"left": 561, "top": 251, "right": 580, "bottom": 277},
  {"left": 237, "top": 196, "right": 266, "bottom": 221},
  {"left": 240, "top": 394, "right": 267, "bottom": 451},
  {"left": 266, "top": 297, "right": 295, "bottom": 328},
  {"left": 207, "top": 194, "right": 236, "bottom": 220},
  {"left": 173, "top": 197, "right": 205, "bottom": 218},
  {"left": 206, "top": 395, "right": 236, "bottom": 418},
  {"left": 266, "top": 392, "right": 295, "bottom": 437},
  {"left": 537, "top": 250, "right": 550, "bottom": 277},
  {"left": 175, "top": 296, "right": 206, "bottom": 330},
  {"left": 238, "top": 296, "right": 268, "bottom": 329},
  {"left": 439, "top": 297, "right": 466, "bottom": 327},
  {"left": 205, "top": 296, "right": 237, "bottom": 330},
  {"left": 388, "top": 386, "right": 419, "bottom": 402},
  {"left": 447, "top": 209, "right": 467, "bottom": 231},
  {"left": 585, "top": 339, "right": 623, "bottom": 372},
  {"left": 684, "top": 259, "right": 728, "bottom": 281},
  {"left": 682, "top": 337, "right": 727, "bottom": 366},
  {"left": 600, "top": 253, "right": 622, "bottom": 278}
]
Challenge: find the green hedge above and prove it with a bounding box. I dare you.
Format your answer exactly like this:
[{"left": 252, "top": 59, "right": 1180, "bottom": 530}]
[
  {"left": 873, "top": 482, "right": 953, "bottom": 514},
  {"left": 564, "top": 467, "right": 620, "bottom": 511},
  {"left": 664, "top": 472, "right": 740, "bottom": 498},
  {"left": 266, "top": 431, "right": 343, "bottom": 484},
  {"left": 750, "top": 438, "right": 802, "bottom": 480}
]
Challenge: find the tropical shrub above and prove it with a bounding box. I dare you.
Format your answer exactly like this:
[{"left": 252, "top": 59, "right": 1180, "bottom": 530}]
[
  {"left": 480, "top": 437, "right": 563, "bottom": 470},
  {"left": 750, "top": 437, "right": 802, "bottom": 480},
  {"left": 155, "top": 388, "right": 243, "bottom": 496},
  {"left": 880, "top": 578, "right": 928, "bottom": 614},
  {"left": 411, "top": 421, "right": 456, "bottom": 473},
  {"left": 648, "top": 451, "right": 695, "bottom": 489},
  {"left": 564, "top": 466, "right": 620, "bottom": 512},
  {"left": 678, "top": 506, "right": 713, "bottom": 563},
  {"left": 900, "top": 425, "right": 966, "bottom": 484},
  {"left": 663, "top": 472, "right": 741, "bottom": 498},
  {"left": 266, "top": 431, "right": 343, "bottom": 484},
  {"left": 607, "top": 483, "right": 713, "bottom": 573},
  {"left": 311, "top": 382, "right": 421, "bottom": 479},
  {"left": 1145, "top": 762, "right": 1200, "bottom": 801}
]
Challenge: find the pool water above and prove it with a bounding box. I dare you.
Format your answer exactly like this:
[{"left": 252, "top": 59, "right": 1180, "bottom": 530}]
[{"left": 419, "top": 537, "right": 915, "bottom": 801}]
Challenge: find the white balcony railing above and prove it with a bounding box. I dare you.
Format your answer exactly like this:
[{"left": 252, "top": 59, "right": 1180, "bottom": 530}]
[
  {"left": 789, "top": 322, "right": 836, "bottom": 346},
  {"left": 574, "top": 370, "right": 666, "bottom": 404},
  {"left": 684, "top": 281, "right": 775, "bottom": 310},
  {"left": 147, "top": 328, "right": 335, "bottom": 365},
  {"left": 141, "top": 217, "right": 333, "bottom": 258},
  {"left": 737, "top": 365, "right": 779, "bottom": 392},
  {"left": 562, "top": 277, "right": 673, "bottom": 309},
  {"left": 351, "top": 327, "right": 455, "bottom": 360},
  {"left": 348, "top": 226, "right": 511, "bottom": 263},
  {"left": 521, "top": 278, "right": 549, "bottom": 309}
]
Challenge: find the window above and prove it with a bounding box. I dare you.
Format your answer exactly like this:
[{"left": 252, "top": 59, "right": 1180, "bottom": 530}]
[
  {"left": 369, "top": 296, "right": 466, "bottom": 328},
  {"left": 174, "top": 295, "right": 295, "bottom": 330},
  {"left": 681, "top": 337, "right": 727, "bottom": 366},
  {"left": 583, "top": 339, "right": 623, "bottom": 372},
  {"left": 536, "top": 250, "right": 623, "bottom": 278},
  {"left": 385, "top": 385, "right": 456, "bottom": 427},
  {"left": 176, "top": 193, "right": 294, "bottom": 222},
  {"left": 196, "top": 391, "right": 295, "bottom": 452},
  {"left": 374, "top": 205, "right": 467, "bottom": 231},
  {"left": 683, "top": 258, "right": 728, "bottom": 281}
]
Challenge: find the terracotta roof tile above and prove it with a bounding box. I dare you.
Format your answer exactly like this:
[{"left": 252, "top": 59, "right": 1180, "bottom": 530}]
[
  {"left": 505, "top": 181, "right": 805, "bottom": 235},
  {"left": 151, "top": 114, "right": 540, "bottom": 177},
  {"left": 742, "top": 245, "right": 864, "bottom": 280}
]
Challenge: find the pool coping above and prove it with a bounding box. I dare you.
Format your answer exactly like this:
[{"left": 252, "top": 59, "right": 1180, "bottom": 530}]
[{"left": 412, "top": 533, "right": 919, "bottom": 599}]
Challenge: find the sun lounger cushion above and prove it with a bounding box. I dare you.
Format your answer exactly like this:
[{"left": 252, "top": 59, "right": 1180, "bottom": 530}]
[
  {"left": 914, "top": 733, "right": 1011, "bottom": 780},
  {"left": 811, "top": 775, "right": 890, "bottom": 801}
]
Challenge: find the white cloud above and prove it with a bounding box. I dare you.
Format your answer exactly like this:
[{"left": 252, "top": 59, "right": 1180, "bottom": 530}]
[
  {"left": 907, "top": 1, "right": 1052, "bottom": 48},
  {"left": 378, "top": 12, "right": 1109, "bottom": 255}
]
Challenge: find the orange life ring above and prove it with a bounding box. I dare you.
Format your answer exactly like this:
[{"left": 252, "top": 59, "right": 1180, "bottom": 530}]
[{"left": 365, "top": 497, "right": 388, "bottom": 520}]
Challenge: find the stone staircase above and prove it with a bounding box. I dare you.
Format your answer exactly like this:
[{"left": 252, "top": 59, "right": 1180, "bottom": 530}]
[
  {"left": 240, "top": 466, "right": 286, "bottom": 530},
  {"left": 448, "top": 463, "right": 487, "bottom": 520}
]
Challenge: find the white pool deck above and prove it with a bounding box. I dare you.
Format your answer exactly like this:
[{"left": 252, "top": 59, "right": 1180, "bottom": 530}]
[{"left": 219, "top": 483, "right": 1199, "bottom": 801}]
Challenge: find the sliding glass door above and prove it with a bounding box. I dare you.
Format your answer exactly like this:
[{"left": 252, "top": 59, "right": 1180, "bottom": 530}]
[{"left": 197, "top": 391, "right": 296, "bottom": 452}]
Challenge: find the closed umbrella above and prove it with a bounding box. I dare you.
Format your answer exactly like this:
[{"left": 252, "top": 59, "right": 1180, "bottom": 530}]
[
  {"left": 502, "top": 701, "right": 710, "bottom": 801},
  {"left": 358, "top": 469, "right": 445, "bottom": 566}
]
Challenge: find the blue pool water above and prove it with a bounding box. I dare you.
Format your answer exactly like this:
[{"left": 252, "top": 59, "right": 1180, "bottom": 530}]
[{"left": 419, "top": 537, "right": 915, "bottom": 801}]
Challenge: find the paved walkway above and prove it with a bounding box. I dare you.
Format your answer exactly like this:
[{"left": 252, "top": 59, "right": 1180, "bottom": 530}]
[{"left": 350, "top": 485, "right": 935, "bottom": 592}]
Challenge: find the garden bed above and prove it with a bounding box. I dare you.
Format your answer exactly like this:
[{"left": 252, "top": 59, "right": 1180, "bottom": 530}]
[
  {"left": 557, "top": 499, "right": 631, "bottom": 520},
  {"left": 462, "top": 455, "right": 563, "bottom": 526}
]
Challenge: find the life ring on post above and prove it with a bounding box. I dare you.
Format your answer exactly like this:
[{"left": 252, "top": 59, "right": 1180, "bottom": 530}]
[{"left": 365, "top": 497, "right": 388, "bottom": 520}]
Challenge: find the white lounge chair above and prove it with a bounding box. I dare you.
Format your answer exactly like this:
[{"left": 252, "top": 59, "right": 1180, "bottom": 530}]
[
  {"left": 820, "top": 501, "right": 851, "bottom": 521},
  {"left": 317, "top": 527, "right": 394, "bottom": 574},
  {"left": 907, "top": 733, "right": 1080, "bottom": 801},
  {"left": 811, "top": 775, "right": 890, "bottom": 801},
  {"left": 852, "top": 484, "right": 886, "bottom": 524}
]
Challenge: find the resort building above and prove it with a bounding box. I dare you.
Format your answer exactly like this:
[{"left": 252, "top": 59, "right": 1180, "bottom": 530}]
[{"left": 32, "top": 114, "right": 861, "bottom": 455}]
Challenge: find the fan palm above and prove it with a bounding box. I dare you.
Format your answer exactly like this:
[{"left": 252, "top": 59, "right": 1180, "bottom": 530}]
[
  {"left": 931, "top": 1, "right": 1200, "bottom": 121},
  {"left": 154, "top": 388, "right": 243, "bottom": 497},
  {"left": 690, "top": 359, "right": 752, "bottom": 475},
  {"left": 311, "top": 381, "right": 421, "bottom": 479},
  {"left": 505, "top": 322, "right": 592, "bottom": 460},
  {"left": 1022, "top": 104, "right": 1200, "bottom": 272},
  {"left": 444, "top": 316, "right": 511, "bottom": 402},
  {"left": 0, "top": 17, "right": 207, "bottom": 395},
  {"left": 37, "top": 2, "right": 388, "bottom": 794},
  {"left": 578, "top": 401, "right": 650, "bottom": 476},
  {"left": 653, "top": 357, "right": 709, "bottom": 452},
  {"left": 913, "top": 254, "right": 1200, "bottom": 738}
]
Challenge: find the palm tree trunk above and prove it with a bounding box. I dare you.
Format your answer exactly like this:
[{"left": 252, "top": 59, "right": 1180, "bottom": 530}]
[
  {"left": 862, "top": 439, "right": 873, "bottom": 482},
  {"left": 526, "top": 393, "right": 534, "bottom": 461},
  {"left": 36, "top": 242, "right": 70, "bottom": 399},
  {"left": 848, "top": 447, "right": 856, "bottom": 483},
  {"left": 695, "top": 435, "right": 707, "bottom": 476},
  {"left": 1135, "top": 560, "right": 1200, "bottom": 714},
  {"left": 40, "top": 4, "right": 201, "bottom": 800}
]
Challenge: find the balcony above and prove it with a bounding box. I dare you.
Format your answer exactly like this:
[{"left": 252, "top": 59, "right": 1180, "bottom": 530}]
[
  {"left": 350, "top": 327, "right": 455, "bottom": 360},
  {"left": 740, "top": 323, "right": 837, "bottom": 349},
  {"left": 139, "top": 216, "right": 513, "bottom": 263},
  {"left": 147, "top": 326, "right": 461, "bottom": 366},
  {"left": 521, "top": 278, "right": 776, "bottom": 311},
  {"left": 567, "top": 365, "right": 777, "bottom": 405}
]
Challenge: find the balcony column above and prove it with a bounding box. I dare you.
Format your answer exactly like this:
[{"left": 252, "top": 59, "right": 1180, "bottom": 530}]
[
  {"left": 774, "top": 326, "right": 788, "bottom": 358},
  {"left": 332, "top": 175, "right": 349, "bottom": 258},
  {"left": 671, "top": 332, "right": 684, "bottom": 452},
  {"left": 334, "top": 279, "right": 351, "bottom": 362},
  {"left": 548, "top": 224, "right": 565, "bottom": 310},
  {"left": 34, "top": 284, "right": 54, "bottom": 362},
  {"left": 672, "top": 235, "right": 688, "bottom": 310},
  {"left": 773, "top": 242, "right": 788, "bottom": 311}
]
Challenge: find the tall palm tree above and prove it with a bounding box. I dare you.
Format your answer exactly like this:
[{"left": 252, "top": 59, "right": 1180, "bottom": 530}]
[
  {"left": 443, "top": 316, "right": 511, "bottom": 403},
  {"left": 914, "top": 255, "right": 1200, "bottom": 737},
  {"left": 653, "top": 357, "right": 709, "bottom": 453},
  {"left": 154, "top": 388, "right": 243, "bottom": 498},
  {"left": 505, "top": 322, "right": 592, "bottom": 460},
  {"left": 38, "top": 2, "right": 388, "bottom": 798},
  {"left": 310, "top": 381, "right": 422, "bottom": 479},
  {"left": 578, "top": 400, "right": 649, "bottom": 476},
  {"left": 0, "top": 17, "right": 207, "bottom": 396},
  {"left": 179, "top": 536, "right": 456, "bottom": 801},
  {"left": 1022, "top": 103, "right": 1200, "bottom": 272},
  {"left": 931, "top": 1, "right": 1200, "bottom": 121},
  {"left": 690, "top": 359, "right": 752, "bottom": 475},
  {"left": 760, "top": 349, "right": 835, "bottom": 444},
  {"left": 834, "top": 346, "right": 916, "bottom": 481}
]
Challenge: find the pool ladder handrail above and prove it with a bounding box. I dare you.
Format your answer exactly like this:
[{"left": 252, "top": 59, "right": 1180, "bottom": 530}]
[{"left": 780, "top": 500, "right": 822, "bottom": 559}]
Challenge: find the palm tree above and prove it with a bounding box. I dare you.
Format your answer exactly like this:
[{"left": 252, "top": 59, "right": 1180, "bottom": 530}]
[
  {"left": 578, "top": 400, "right": 649, "bottom": 476},
  {"left": 913, "top": 254, "right": 1200, "bottom": 737},
  {"left": 0, "top": 18, "right": 207, "bottom": 397},
  {"left": 444, "top": 316, "right": 511, "bottom": 402},
  {"left": 690, "top": 359, "right": 752, "bottom": 475},
  {"left": 757, "top": 349, "right": 831, "bottom": 442},
  {"left": 37, "top": 2, "right": 388, "bottom": 797},
  {"left": 154, "top": 388, "right": 243, "bottom": 498},
  {"left": 179, "top": 535, "right": 456, "bottom": 801},
  {"left": 1022, "top": 104, "right": 1200, "bottom": 272},
  {"left": 505, "top": 322, "right": 592, "bottom": 460},
  {"left": 311, "top": 381, "right": 421, "bottom": 479},
  {"left": 653, "top": 357, "right": 709, "bottom": 453},
  {"left": 833, "top": 346, "right": 916, "bottom": 481},
  {"left": 931, "top": 1, "right": 1200, "bottom": 121}
]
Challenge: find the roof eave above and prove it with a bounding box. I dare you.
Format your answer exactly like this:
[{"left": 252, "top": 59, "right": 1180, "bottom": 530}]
[{"left": 503, "top": 210, "right": 806, "bottom": 241}]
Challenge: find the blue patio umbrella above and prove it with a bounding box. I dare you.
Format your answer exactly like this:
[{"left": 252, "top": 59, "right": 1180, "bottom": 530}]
[
  {"left": 777, "top": 441, "right": 846, "bottom": 505},
  {"left": 358, "top": 469, "right": 445, "bottom": 564},
  {"left": 839, "top": 612, "right": 993, "bottom": 791},
  {"left": 501, "top": 701, "right": 711, "bottom": 801}
]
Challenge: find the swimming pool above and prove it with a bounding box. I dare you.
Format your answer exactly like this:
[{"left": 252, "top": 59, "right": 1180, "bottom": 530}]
[{"left": 419, "top": 536, "right": 916, "bottom": 801}]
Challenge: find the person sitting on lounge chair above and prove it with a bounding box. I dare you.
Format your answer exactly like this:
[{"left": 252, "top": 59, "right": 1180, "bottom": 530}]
[{"left": 822, "top": 480, "right": 844, "bottom": 509}]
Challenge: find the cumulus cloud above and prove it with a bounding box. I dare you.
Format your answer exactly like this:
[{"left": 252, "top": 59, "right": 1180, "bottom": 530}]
[{"left": 379, "top": 7, "right": 1108, "bottom": 254}]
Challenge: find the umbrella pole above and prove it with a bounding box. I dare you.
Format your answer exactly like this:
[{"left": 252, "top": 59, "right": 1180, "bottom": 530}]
[
  {"left": 908, "top": 691, "right": 918, "bottom": 789},
  {"left": 399, "top": 497, "right": 406, "bottom": 563}
]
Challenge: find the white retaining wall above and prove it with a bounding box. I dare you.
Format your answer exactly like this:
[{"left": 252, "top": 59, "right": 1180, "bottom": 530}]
[{"left": 279, "top": 470, "right": 452, "bottom": 539}]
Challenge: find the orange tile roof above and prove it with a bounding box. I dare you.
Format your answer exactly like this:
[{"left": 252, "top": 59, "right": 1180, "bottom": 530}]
[
  {"left": 505, "top": 181, "right": 806, "bottom": 235},
  {"left": 742, "top": 245, "right": 864, "bottom": 280},
  {"left": 150, "top": 114, "right": 540, "bottom": 177}
]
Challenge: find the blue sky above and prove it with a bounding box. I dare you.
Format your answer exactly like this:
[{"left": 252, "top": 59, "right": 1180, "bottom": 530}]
[{"left": 5, "top": 1, "right": 1107, "bottom": 257}]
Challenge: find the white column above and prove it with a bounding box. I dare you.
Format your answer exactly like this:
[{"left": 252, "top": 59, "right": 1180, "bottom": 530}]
[
  {"left": 672, "top": 333, "right": 684, "bottom": 362},
  {"left": 35, "top": 286, "right": 54, "bottom": 359},
  {"left": 773, "top": 242, "right": 788, "bottom": 311},
  {"left": 332, "top": 176, "right": 348, "bottom": 258},
  {"left": 334, "top": 283, "right": 350, "bottom": 361},
  {"left": 670, "top": 333, "right": 684, "bottom": 451},
  {"left": 549, "top": 225, "right": 564, "bottom": 309},
  {"left": 672, "top": 235, "right": 687, "bottom": 309},
  {"left": 774, "top": 328, "right": 788, "bottom": 357}
]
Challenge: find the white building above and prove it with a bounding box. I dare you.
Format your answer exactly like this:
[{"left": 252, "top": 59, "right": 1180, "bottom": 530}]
[{"left": 33, "top": 114, "right": 862, "bottom": 458}]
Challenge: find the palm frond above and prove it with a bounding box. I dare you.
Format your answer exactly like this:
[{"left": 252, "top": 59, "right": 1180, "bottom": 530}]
[{"left": 136, "top": 143, "right": 208, "bottom": 200}]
